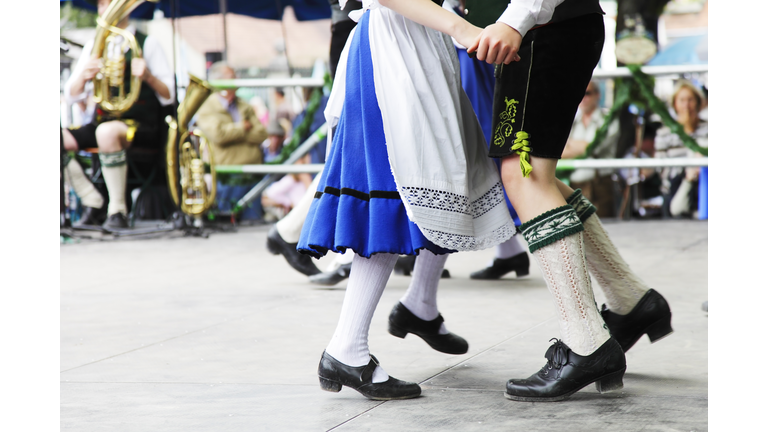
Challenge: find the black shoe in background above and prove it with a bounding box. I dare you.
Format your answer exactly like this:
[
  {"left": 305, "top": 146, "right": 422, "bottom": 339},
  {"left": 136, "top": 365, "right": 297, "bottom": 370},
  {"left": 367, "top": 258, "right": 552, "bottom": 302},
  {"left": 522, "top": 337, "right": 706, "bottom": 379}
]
[
  {"left": 73, "top": 206, "right": 106, "bottom": 228},
  {"left": 470, "top": 252, "right": 530, "bottom": 280},
  {"left": 266, "top": 225, "right": 321, "bottom": 276},
  {"left": 388, "top": 302, "right": 468, "bottom": 355},
  {"left": 393, "top": 255, "right": 450, "bottom": 278},
  {"left": 308, "top": 263, "right": 352, "bottom": 286}
]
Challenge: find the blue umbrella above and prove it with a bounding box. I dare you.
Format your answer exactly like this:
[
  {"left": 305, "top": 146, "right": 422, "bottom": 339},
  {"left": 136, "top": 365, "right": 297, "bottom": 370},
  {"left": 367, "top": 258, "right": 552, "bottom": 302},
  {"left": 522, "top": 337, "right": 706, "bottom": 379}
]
[
  {"left": 647, "top": 34, "right": 708, "bottom": 66},
  {"left": 59, "top": 0, "right": 331, "bottom": 21}
]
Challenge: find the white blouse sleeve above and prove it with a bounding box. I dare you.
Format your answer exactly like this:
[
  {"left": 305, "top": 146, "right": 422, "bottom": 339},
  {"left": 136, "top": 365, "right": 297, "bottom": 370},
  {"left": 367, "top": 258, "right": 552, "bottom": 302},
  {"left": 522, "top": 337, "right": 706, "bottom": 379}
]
[
  {"left": 497, "top": 0, "right": 566, "bottom": 38},
  {"left": 142, "top": 35, "right": 176, "bottom": 106}
]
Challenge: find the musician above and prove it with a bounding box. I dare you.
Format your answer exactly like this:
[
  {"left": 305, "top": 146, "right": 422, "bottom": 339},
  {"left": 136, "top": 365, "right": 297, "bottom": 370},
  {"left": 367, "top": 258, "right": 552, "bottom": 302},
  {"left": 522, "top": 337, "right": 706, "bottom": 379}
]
[{"left": 61, "top": 0, "right": 175, "bottom": 230}]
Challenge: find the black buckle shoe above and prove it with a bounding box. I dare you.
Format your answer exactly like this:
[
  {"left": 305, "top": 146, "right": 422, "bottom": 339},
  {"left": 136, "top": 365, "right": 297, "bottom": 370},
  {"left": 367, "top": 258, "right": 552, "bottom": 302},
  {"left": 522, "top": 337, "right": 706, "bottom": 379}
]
[
  {"left": 601, "top": 289, "right": 673, "bottom": 352},
  {"left": 470, "top": 252, "right": 530, "bottom": 280},
  {"left": 318, "top": 351, "right": 421, "bottom": 400},
  {"left": 388, "top": 302, "right": 468, "bottom": 355},
  {"left": 102, "top": 213, "right": 129, "bottom": 231},
  {"left": 308, "top": 263, "right": 352, "bottom": 286},
  {"left": 505, "top": 338, "right": 626, "bottom": 402},
  {"left": 266, "top": 225, "right": 321, "bottom": 276}
]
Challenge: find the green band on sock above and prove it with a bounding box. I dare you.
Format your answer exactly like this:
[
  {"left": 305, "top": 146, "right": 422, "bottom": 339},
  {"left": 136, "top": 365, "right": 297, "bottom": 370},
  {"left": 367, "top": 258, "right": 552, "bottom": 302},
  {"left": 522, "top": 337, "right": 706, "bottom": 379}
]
[
  {"left": 519, "top": 205, "right": 584, "bottom": 253},
  {"left": 565, "top": 188, "right": 597, "bottom": 223},
  {"left": 99, "top": 150, "right": 127, "bottom": 168}
]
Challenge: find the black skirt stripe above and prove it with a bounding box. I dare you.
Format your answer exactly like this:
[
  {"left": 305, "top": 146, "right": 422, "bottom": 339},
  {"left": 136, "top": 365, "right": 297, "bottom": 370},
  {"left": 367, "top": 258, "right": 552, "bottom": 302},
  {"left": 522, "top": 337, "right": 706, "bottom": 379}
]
[{"left": 314, "top": 186, "right": 400, "bottom": 201}]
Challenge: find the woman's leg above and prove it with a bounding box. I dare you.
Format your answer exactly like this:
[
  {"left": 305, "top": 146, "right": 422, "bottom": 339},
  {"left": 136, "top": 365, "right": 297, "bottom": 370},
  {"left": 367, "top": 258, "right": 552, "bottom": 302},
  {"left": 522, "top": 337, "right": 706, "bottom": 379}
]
[
  {"left": 388, "top": 250, "right": 469, "bottom": 355},
  {"left": 320, "top": 252, "right": 421, "bottom": 400}
]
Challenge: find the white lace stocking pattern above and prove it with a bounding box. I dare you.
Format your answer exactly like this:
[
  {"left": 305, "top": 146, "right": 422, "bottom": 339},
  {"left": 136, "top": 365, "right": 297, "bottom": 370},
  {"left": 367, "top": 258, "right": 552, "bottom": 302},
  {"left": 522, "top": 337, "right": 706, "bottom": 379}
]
[
  {"left": 533, "top": 232, "right": 611, "bottom": 356},
  {"left": 582, "top": 215, "right": 649, "bottom": 315}
]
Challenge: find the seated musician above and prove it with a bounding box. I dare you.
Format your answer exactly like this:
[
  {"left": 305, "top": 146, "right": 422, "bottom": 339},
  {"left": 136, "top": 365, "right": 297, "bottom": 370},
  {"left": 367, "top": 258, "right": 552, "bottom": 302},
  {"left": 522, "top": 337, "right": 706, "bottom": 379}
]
[{"left": 61, "top": 0, "right": 175, "bottom": 230}]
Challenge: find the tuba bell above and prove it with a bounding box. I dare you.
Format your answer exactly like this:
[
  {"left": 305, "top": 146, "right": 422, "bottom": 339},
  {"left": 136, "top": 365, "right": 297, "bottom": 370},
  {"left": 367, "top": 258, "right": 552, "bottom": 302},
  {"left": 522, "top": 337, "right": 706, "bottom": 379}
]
[
  {"left": 91, "top": 0, "right": 158, "bottom": 115},
  {"left": 166, "top": 74, "right": 218, "bottom": 217}
]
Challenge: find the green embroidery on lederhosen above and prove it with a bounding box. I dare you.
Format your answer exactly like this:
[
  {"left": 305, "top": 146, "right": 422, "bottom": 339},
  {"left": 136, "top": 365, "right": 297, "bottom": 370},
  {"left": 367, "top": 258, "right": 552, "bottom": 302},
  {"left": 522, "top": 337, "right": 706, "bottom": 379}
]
[{"left": 493, "top": 97, "right": 519, "bottom": 148}]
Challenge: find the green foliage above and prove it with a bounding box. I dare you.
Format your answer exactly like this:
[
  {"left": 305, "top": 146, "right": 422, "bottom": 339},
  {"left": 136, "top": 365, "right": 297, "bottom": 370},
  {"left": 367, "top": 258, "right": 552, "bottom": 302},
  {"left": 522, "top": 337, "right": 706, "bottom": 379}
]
[{"left": 61, "top": 3, "right": 98, "bottom": 29}]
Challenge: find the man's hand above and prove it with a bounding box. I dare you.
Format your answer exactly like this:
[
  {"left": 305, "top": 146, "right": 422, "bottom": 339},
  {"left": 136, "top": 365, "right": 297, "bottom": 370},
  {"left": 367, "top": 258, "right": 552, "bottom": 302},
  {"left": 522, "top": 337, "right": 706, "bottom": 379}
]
[
  {"left": 131, "top": 58, "right": 152, "bottom": 81},
  {"left": 468, "top": 22, "right": 522, "bottom": 64},
  {"left": 80, "top": 58, "right": 103, "bottom": 81},
  {"left": 243, "top": 119, "right": 253, "bottom": 132}
]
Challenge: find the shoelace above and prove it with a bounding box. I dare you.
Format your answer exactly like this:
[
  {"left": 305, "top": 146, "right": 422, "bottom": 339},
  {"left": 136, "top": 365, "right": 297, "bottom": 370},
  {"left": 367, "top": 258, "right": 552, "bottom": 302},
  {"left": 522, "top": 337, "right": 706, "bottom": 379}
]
[{"left": 544, "top": 338, "right": 570, "bottom": 370}]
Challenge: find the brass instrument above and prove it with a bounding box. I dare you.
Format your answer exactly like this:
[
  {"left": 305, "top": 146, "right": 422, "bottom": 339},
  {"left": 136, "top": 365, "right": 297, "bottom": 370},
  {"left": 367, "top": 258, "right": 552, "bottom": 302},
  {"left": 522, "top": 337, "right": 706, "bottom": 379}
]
[
  {"left": 166, "top": 74, "right": 217, "bottom": 217},
  {"left": 91, "top": 0, "right": 158, "bottom": 115}
]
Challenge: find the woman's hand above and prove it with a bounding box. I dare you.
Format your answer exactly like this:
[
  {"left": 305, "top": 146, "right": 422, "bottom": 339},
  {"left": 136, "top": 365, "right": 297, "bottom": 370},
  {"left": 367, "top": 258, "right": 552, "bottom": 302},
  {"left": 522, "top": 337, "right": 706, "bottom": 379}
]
[{"left": 453, "top": 21, "right": 482, "bottom": 51}]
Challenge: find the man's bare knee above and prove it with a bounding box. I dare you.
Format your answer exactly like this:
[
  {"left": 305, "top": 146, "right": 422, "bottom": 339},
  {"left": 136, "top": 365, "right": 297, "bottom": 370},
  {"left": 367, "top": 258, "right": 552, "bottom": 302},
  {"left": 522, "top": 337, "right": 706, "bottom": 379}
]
[
  {"left": 62, "top": 129, "right": 79, "bottom": 152},
  {"left": 95, "top": 121, "right": 128, "bottom": 152}
]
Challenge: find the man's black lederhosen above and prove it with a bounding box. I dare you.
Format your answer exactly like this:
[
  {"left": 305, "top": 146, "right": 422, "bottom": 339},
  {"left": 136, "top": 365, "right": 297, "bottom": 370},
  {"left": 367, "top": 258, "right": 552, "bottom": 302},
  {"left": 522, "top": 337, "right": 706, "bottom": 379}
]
[
  {"left": 69, "top": 31, "right": 166, "bottom": 151},
  {"left": 488, "top": 0, "right": 605, "bottom": 161}
]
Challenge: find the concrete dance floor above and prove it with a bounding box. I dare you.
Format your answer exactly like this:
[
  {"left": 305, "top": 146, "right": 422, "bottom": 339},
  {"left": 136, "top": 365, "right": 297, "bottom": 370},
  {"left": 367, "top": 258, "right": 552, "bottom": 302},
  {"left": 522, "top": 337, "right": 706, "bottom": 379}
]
[{"left": 61, "top": 219, "right": 708, "bottom": 431}]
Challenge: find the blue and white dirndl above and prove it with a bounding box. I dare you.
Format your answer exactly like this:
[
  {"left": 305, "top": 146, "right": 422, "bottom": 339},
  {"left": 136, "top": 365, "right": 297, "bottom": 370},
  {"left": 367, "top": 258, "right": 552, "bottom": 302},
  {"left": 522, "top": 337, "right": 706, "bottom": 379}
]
[{"left": 298, "top": 1, "right": 516, "bottom": 258}]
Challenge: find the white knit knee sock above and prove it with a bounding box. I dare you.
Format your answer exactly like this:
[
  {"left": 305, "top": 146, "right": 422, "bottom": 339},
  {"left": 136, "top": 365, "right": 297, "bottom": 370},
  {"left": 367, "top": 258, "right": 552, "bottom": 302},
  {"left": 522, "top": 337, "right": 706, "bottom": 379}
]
[
  {"left": 325, "top": 253, "right": 398, "bottom": 383},
  {"left": 399, "top": 250, "right": 449, "bottom": 335},
  {"left": 275, "top": 173, "right": 320, "bottom": 243},
  {"left": 99, "top": 150, "right": 128, "bottom": 216},
  {"left": 520, "top": 206, "right": 610, "bottom": 356},
  {"left": 567, "top": 189, "right": 649, "bottom": 314},
  {"left": 64, "top": 159, "right": 104, "bottom": 209}
]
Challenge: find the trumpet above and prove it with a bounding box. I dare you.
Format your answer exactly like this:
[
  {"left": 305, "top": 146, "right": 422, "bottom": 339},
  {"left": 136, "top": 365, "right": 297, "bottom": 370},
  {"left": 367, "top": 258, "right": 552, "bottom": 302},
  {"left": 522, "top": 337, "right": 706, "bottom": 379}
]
[
  {"left": 91, "top": 0, "right": 158, "bottom": 115},
  {"left": 166, "top": 75, "right": 217, "bottom": 217}
]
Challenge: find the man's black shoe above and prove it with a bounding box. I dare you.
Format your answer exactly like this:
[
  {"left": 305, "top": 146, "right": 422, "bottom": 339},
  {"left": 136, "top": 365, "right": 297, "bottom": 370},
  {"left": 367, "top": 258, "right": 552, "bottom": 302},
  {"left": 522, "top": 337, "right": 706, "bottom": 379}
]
[
  {"left": 102, "top": 213, "right": 129, "bottom": 231},
  {"left": 505, "top": 338, "right": 626, "bottom": 402},
  {"left": 308, "top": 263, "right": 352, "bottom": 286},
  {"left": 266, "top": 225, "right": 321, "bottom": 276},
  {"left": 470, "top": 252, "right": 530, "bottom": 280},
  {"left": 601, "top": 289, "right": 673, "bottom": 352}
]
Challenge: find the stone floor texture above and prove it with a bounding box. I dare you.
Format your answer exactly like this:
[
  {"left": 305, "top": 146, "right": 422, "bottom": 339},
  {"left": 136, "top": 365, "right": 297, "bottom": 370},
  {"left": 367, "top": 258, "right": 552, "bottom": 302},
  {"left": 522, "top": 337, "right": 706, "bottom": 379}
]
[{"left": 61, "top": 219, "right": 708, "bottom": 431}]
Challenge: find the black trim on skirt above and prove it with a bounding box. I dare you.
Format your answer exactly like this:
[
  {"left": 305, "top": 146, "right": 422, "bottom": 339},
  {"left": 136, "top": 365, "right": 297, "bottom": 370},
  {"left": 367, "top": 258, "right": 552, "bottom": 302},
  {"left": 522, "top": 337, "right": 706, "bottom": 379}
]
[{"left": 488, "top": 13, "right": 605, "bottom": 160}]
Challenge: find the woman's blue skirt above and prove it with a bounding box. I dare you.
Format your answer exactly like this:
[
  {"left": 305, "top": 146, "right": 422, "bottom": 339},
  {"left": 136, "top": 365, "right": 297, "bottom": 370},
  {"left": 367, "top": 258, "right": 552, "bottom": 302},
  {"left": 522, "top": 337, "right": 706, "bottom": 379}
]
[{"left": 298, "top": 12, "right": 453, "bottom": 258}]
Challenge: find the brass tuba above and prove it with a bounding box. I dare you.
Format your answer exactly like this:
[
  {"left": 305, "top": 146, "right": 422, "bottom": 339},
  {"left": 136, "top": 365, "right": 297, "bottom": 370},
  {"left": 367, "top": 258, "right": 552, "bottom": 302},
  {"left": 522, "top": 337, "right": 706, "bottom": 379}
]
[
  {"left": 166, "top": 74, "right": 217, "bottom": 217},
  {"left": 91, "top": 0, "right": 158, "bottom": 115}
]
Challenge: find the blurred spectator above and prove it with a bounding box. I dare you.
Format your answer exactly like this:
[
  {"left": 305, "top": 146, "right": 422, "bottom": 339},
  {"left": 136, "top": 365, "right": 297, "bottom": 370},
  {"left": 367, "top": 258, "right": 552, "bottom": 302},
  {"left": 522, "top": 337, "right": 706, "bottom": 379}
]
[
  {"left": 250, "top": 96, "right": 270, "bottom": 127},
  {"left": 261, "top": 154, "right": 314, "bottom": 222},
  {"left": 262, "top": 120, "right": 286, "bottom": 163},
  {"left": 561, "top": 81, "right": 620, "bottom": 218},
  {"left": 195, "top": 62, "right": 267, "bottom": 165},
  {"left": 273, "top": 87, "right": 295, "bottom": 124},
  {"left": 654, "top": 80, "right": 708, "bottom": 218}
]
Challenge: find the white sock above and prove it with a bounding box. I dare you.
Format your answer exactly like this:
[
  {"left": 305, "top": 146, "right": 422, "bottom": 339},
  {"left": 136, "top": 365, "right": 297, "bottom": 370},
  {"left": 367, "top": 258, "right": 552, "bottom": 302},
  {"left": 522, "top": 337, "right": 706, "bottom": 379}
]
[
  {"left": 276, "top": 173, "right": 320, "bottom": 243},
  {"left": 64, "top": 159, "right": 104, "bottom": 209},
  {"left": 582, "top": 215, "right": 649, "bottom": 314},
  {"left": 532, "top": 232, "right": 611, "bottom": 356},
  {"left": 399, "top": 250, "right": 449, "bottom": 335},
  {"left": 325, "top": 253, "right": 398, "bottom": 383},
  {"left": 99, "top": 150, "right": 128, "bottom": 216},
  {"left": 495, "top": 234, "right": 527, "bottom": 259}
]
